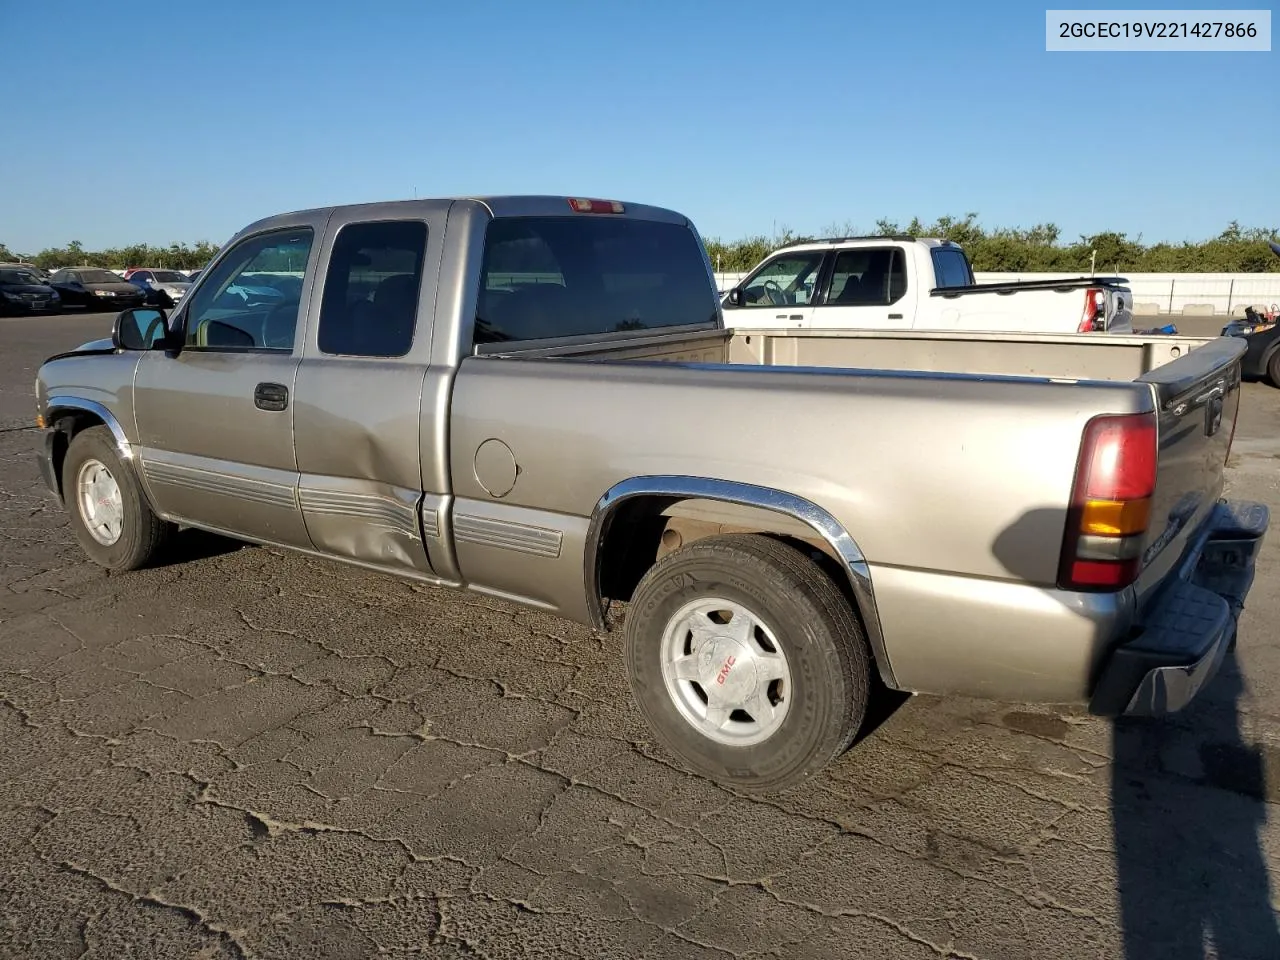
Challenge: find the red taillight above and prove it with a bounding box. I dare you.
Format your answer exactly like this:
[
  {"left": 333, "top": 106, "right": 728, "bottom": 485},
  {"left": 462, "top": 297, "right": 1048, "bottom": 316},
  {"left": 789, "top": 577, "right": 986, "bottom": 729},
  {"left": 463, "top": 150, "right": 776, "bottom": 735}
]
[
  {"left": 567, "top": 198, "right": 625, "bottom": 214},
  {"left": 1078, "top": 287, "right": 1105, "bottom": 332},
  {"left": 1058, "top": 412, "right": 1158, "bottom": 592}
]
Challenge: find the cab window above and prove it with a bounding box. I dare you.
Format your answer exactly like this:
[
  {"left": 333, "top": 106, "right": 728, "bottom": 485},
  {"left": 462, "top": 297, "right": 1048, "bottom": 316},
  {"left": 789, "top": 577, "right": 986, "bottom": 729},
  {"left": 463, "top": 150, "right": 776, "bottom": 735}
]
[
  {"left": 825, "top": 248, "right": 907, "bottom": 306},
  {"left": 182, "top": 229, "right": 314, "bottom": 351},
  {"left": 738, "top": 253, "right": 825, "bottom": 308},
  {"left": 317, "top": 220, "right": 427, "bottom": 358}
]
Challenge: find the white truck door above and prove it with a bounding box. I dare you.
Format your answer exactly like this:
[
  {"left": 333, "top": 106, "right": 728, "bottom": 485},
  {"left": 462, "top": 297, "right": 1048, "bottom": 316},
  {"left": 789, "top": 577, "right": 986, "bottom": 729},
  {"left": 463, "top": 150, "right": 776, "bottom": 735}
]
[
  {"left": 809, "top": 246, "right": 914, "bottom": 329},
  {"left": 721, "top": 250, "right": 824, "bottom": 329}
]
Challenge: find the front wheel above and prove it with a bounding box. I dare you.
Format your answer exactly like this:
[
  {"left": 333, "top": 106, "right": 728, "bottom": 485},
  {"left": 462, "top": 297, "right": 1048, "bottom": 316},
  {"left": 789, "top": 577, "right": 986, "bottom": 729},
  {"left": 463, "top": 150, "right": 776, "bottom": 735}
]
[
  {"left": 623, "top": 534, "right": 872, "bottom": 793},
  {"left": 62, "top": 425, "right": 174, "bottom": 570},
  {"left": 1266, "top": 349, "right": 1280, "bottom": 388}
]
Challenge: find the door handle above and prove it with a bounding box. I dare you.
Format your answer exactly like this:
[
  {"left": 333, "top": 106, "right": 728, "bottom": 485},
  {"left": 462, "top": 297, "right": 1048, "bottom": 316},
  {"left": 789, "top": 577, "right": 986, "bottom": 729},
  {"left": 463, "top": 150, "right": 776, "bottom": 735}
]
[
  {"left": 254, "top": 382, "right": 289, "bottom": 412},
  {"left": 888, "top": 313, "right": 904, "bottom": 320},
  {"left": 776, "top": 313, "right": 804, "bottom": 322}
]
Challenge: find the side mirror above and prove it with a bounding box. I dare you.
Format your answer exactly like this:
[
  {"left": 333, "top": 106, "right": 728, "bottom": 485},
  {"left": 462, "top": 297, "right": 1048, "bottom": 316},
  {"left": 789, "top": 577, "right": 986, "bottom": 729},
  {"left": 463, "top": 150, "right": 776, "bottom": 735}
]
[
  {"left": 725, "top": 287, "right": 742, "bottom": 307},
  {"left": 112, "top": 307, "right": 169, "bottom": 351}
]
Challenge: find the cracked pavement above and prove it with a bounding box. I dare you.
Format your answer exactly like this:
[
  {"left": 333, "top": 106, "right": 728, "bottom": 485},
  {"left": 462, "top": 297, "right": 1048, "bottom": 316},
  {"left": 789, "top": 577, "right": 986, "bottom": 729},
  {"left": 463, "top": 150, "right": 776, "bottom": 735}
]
[{"left": 2, "top": 312, "right": 1280, "bottom": 959}]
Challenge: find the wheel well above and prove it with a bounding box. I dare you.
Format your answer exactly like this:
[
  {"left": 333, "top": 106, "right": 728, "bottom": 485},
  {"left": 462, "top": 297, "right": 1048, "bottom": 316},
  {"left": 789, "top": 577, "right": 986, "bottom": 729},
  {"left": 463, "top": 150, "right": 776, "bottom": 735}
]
[
  {"left": 46, "top": 410, "right": 106, "bottom": 497},
  {"left": 596, "top": 495, "right": 864, "bottom": 629}
]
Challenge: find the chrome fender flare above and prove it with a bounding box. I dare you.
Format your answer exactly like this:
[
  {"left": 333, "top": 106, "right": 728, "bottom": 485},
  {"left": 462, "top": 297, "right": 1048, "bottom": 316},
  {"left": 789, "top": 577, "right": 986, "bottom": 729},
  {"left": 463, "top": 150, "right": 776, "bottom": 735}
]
[
  {"left": 584, "top": 475, "right": 898, "bottom": 690},
  {"left": 44, "top": 396, "right": 134, "bottom": 462}
]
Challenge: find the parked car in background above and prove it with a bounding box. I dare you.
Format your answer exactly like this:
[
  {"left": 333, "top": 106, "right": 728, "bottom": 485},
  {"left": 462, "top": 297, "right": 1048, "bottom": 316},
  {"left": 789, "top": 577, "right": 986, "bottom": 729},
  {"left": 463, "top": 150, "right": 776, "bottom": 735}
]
[
  {"left": 722, "top": 236, "right": 1134, "bottom": 334},
  {"left": 123, "top": 268, "right": 192, "bottom": 308},
  {"left": 48, "top": 267, "right": 147, "bottom": 311},
  {"left": 185, "top": 268, "right": 203, "bottom": 284},
  {"left": 0, "top": 262, "right": 52, "bottom": 284},
  {"left": 0, "top": 266, "right": 61, "bottom": 314},
  {"left": 1222, "top": 305, "right": 1280, "bottom": 386}
]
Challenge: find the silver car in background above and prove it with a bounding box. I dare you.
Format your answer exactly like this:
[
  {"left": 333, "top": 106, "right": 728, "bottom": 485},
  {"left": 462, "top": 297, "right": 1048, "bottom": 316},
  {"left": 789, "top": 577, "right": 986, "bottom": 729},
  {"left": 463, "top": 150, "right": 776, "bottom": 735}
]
[{"left": 125, "top": 268, "right": 192, "bottom": 308}]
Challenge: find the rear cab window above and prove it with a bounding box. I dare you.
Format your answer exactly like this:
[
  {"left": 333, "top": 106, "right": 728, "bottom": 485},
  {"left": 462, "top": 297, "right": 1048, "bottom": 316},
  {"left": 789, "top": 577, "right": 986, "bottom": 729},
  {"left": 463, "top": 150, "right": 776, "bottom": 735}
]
[
  {"left": 475, "top": 216, "right": 718, "bottom": 345},
  {"left": 930, "top": 246, "right": 974, "bottom": 289}
]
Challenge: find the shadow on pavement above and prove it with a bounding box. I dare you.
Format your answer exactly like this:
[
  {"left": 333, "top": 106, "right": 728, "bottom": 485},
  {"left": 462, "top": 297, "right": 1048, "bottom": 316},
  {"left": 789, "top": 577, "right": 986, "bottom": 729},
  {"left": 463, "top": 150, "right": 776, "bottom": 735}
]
[
  {"left": 158, "top": 528, "right": 248, "bottom": 566},
  {"left": 1113, "top": 648, "right": 1280, "bottom": 960}
]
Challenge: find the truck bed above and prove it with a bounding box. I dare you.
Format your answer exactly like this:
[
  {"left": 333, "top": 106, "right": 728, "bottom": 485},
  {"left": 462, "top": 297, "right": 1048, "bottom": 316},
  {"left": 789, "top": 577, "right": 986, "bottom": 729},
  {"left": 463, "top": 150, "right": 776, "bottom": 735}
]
[{"left": 482, "top": 322, "right": 1219, "bottom": 383}]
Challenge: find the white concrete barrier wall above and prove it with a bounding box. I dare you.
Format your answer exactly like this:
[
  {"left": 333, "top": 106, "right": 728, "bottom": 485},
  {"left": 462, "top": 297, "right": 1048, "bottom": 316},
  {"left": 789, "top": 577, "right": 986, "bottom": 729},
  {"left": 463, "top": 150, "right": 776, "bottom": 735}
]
[{"left": 713, "top": 271, "right": 1280, "bottom": 316}]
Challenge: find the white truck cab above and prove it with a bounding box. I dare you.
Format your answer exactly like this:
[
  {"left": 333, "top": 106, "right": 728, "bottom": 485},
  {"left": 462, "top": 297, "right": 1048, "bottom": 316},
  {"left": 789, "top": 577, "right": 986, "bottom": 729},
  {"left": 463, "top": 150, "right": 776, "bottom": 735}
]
[{"left": 721, "top": 236, "right": 1134, "bottom": 335}]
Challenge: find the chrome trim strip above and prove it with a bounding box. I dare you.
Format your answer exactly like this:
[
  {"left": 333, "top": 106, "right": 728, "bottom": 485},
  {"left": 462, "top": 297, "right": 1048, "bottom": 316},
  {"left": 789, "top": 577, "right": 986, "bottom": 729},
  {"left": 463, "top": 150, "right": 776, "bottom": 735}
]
[
  {"left": 454, "top": 514, "right": 563, "bottom": 558},
  {"left": 584, "top": 475, "right": 897, "bottom": 689},
  {"left": 298, "top": 488, "right": 419, "bottom": 538},
  {"left": 144, "top": 461, "right": 296, "bottom": 509},
  {"left": 44, "top": 396, "right": 133, "bottom": 460}
]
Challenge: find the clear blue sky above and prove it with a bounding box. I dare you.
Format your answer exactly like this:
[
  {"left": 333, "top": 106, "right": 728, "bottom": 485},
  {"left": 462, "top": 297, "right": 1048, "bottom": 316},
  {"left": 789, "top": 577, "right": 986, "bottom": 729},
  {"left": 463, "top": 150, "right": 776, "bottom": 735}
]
[{"left": 2, "top": 0, "right": 1275, "bottom": 253}]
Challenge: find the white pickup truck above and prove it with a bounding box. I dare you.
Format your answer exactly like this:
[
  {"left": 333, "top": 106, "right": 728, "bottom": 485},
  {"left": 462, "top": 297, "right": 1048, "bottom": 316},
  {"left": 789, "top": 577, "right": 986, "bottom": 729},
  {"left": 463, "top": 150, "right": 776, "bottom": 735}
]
[{"left": 721, "top": 235, "right": 1135, "bottom": 334}]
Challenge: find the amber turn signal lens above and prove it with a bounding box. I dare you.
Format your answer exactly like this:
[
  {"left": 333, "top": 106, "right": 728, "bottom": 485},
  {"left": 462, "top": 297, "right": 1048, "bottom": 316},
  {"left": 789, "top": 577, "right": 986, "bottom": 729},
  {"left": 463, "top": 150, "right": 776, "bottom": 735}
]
[{"left": 1081, "top": 497, "right": 1151, "bottom": 537}]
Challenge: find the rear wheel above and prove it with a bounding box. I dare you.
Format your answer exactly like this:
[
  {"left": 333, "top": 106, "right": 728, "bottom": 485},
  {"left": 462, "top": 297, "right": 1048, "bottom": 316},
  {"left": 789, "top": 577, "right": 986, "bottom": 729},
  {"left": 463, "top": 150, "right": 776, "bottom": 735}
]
[
  {"left": 62, "top": 425, "right": 173, "bottom": 570},
  {"left": 623, "top": 534, "right": 871, "bottom": 793},
  {"left": 1266, "top": 349, "right": 1280, "bottom": 388}
]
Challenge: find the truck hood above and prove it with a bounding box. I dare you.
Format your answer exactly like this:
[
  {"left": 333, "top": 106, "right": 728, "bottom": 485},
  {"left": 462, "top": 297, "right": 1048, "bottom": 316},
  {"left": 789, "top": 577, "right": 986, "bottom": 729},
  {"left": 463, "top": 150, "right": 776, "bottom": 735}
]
[
  {"left": 76, "top": 337, "right": 115, "bottom": 352},
  {"left": 42, "top": 337, "right": 117, "bottom": 364}
]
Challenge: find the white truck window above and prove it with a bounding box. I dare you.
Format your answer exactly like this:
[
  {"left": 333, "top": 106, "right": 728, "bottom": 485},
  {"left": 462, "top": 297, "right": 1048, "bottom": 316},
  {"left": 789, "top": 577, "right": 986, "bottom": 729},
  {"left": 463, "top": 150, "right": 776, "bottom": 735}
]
[
  {"left": 930, "top": 247, "right": 973, "bottom": 288},
  {"left": 827, "top": 249, "right": 907, "bottom": 306},
  {"left": 740, "top": 253, "right": 824, "bottom": 308}
]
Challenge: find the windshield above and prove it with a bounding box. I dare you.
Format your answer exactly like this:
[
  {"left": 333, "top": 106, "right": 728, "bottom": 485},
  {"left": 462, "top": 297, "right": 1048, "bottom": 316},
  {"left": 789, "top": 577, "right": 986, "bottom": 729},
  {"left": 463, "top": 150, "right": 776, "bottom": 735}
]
[
  {"left": 476, "top": 215, "right": 717, "bottom": 344},
  {"left": 80, "top": 270, "right": 123, "bottom": 284},
  {"left": 152, "top": 270, "right": 188, "bottom": 283},
  {"left": 0, "top": 269, "right": 40, "bottom": 284}
]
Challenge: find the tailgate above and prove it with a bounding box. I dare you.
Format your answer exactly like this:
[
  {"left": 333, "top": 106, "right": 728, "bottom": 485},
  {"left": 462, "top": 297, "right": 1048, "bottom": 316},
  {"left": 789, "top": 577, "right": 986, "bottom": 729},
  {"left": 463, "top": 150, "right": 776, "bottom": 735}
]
[{"left": 1132, "top": 335, "right": 1247, "bottom": 607}]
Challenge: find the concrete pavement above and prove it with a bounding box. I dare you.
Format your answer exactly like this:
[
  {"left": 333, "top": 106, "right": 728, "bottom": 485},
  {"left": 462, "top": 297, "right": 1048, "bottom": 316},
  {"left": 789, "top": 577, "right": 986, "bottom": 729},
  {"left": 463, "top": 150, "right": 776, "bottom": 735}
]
[{"left": 2, "top": 312, "right": 1279, "bottom": 959}]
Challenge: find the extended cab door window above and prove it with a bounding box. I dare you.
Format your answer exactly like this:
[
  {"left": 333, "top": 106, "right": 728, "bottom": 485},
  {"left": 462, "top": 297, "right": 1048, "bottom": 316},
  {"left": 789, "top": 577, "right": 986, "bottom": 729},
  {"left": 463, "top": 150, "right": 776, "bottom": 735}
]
[
  {"left": 812, "top": 247, "right": 911, "bottom": 329},
  {"left": 182, "top": 229, "right": 314, "bottom": 351},
  {"left": 317, "top": 220, "right": 427, "bottom": 357}
]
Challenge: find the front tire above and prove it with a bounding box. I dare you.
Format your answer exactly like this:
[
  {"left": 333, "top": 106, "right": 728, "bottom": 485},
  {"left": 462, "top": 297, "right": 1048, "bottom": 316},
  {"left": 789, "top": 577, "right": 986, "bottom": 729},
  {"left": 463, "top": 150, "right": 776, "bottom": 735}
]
[
  {"left": 1266, "top": 349, "right": 1280, "bottom": 388},
  {"left": 623, "top": 534, "right": 871, "bottom": 793},
  {"left": 62, "top": 425, "right": 173, "bottom": 570}
]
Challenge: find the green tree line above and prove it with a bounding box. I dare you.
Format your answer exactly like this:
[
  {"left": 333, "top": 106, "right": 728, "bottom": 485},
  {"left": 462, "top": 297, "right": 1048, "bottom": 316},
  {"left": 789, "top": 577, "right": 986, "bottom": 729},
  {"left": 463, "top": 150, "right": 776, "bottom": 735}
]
[
  {"left": 705, "top": 217, "right": 1280, "bottom": 274},
  {"left": 5, "top": 216, "right": 1279, "bottom": 274},
  {"left": 0, "top": 240, "right": 222, "bottom": 271}
]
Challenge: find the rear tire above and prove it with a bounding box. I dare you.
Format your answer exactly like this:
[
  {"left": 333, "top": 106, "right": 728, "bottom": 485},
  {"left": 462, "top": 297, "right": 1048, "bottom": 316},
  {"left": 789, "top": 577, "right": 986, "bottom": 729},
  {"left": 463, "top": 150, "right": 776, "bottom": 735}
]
[
  {"left": 623, "top": 534, "right": 871, "bottom": 793},
  {"left": 1266, "top": 349, "right": 1280, "bottom": 388},
  {"left": 62, "top": 425, "right": 173, "bottom": 571}
]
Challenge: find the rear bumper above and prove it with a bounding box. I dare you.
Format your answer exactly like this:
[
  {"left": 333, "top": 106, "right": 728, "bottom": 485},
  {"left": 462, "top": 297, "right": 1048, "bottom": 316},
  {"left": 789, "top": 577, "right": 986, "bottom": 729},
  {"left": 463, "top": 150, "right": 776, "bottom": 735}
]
[{"left": 1089, "top": 499, "right": 1269, "bottom": 717}]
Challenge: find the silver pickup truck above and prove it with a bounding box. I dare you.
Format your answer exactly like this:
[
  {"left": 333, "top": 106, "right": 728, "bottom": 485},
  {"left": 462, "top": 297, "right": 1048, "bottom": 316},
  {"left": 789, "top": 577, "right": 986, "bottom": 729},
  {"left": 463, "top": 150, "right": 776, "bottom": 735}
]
[{"left": 34, "top": 195, "right": 1269, "bottom": 792}]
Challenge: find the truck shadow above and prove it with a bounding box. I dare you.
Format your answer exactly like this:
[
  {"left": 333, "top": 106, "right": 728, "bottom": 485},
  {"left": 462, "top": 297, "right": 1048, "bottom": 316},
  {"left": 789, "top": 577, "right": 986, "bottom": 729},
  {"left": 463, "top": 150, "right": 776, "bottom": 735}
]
[
  {"left": 993, "top": 507, "right": 1280, "bottom": 959},
  {"left": 157, "top": 528, "right": 248, "bottom": 566},
  {"left": 1112, "top": 652, "right": 1280, "bottom": 960}
]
